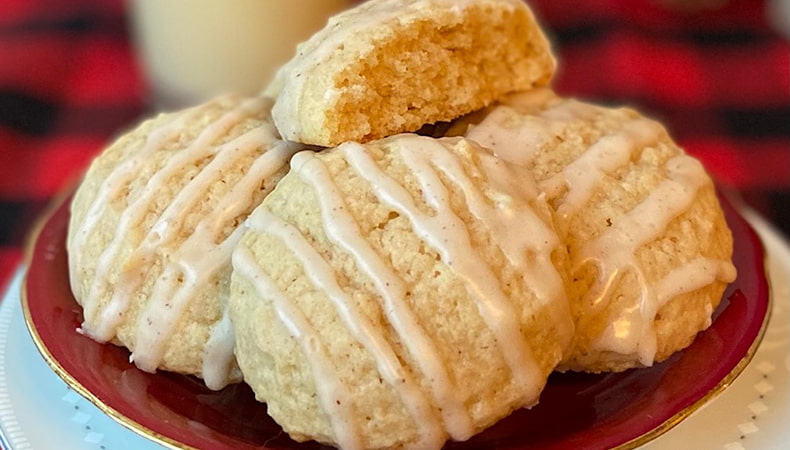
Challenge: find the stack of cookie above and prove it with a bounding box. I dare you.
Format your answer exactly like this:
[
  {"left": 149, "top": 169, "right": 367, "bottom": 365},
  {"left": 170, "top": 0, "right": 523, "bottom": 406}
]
[{"left": 66, "top": 0, "right": 736, "bottom": 448}]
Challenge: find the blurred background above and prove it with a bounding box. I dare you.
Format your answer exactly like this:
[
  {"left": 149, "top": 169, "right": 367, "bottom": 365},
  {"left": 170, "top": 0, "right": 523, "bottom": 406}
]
[{"left": 0, "top": 0, "right": 788, "bottom": 289}]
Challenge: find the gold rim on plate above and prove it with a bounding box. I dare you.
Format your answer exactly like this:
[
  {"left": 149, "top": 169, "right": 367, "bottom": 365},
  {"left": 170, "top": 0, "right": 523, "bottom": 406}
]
[
  {"left": 19, "top": 191, "right": 193, "bottom": 450},
  {"left": 19, "top": 193, "right": 773, "bottom": 450}
]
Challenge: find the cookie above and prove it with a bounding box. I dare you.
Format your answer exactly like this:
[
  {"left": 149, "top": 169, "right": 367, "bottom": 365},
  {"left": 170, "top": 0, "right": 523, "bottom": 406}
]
[
  {"left": 449, "top": 88, "right": 737, "bottom": 372},
  {"left": 266, "top": 0, "right": 555, "bottom": 147},
  {"left": 230, "top": 134, "right": 573, "bottom": 448},
  {"left": 67, "top": 95, "right": 304, "bottom": 389}
]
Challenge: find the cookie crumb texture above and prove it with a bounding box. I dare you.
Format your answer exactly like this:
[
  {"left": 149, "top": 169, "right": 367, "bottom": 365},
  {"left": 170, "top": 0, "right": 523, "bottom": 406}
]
[
  {"left": 270, "top": 0, "right": 555, "bottom": 147},
  {"left": 230, "top": 135, "right": 572, "bottom": 449},
  {"left": 452, "top": 89, "right": 737, "bottom": 373}
]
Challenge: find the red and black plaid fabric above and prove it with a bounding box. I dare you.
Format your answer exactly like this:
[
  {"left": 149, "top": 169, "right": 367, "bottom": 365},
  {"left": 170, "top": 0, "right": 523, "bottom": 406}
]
[
  {"left": 0, "top": 0, "right": 146, "bottom": 288},
  {"left": 1, "top": 0, "right": 788, "bottom": 290}
]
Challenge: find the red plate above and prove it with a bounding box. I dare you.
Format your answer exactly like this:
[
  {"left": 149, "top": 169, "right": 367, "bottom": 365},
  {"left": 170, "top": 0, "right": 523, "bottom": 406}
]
[{"left": 22, "top": 192, "right": 770, "bottom": 450}]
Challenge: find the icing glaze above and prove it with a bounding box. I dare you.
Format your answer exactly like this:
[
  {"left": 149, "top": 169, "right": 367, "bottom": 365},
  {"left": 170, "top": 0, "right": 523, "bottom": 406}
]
[
  {"left": 234, "top": 135, "right": 569, "bottom": 447},
  {"left": 577, "top": 155, "right": 731, "bottom": 364},
  {"left": 246, "top": 202, "right": 446, "bottom": 448},
  {"left": 461, "top": 90, "right": 737, "bottom": 365},
  {"left": 293, "top": 150, "right": 465, "bottom": 442},
  {"left": 342, "top": 137, "right": 564, "bottom": 404},
  {"left": 69, "top": 96, "right": 300, "bottom": 389},
  {"left": 234, "top": 245, "right": 363, "bottom": 450}
]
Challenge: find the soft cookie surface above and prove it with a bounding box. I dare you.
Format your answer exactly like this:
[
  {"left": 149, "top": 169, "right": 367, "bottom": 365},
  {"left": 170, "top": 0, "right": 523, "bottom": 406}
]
[
  {"left": 450, "top": 88, "right": 737, "bottom": 372},
  {"left": 67, "top": 95, "right": 303, "bottom": 389},
  {"left": 230, "top": 134, "right": 573, "bottom": 449}
]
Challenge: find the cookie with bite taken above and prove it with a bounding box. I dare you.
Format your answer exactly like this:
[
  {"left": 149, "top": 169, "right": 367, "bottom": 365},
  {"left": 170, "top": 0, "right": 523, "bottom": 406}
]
[{"left": 266, "top": 0, "right": 556, "bottom": 147}]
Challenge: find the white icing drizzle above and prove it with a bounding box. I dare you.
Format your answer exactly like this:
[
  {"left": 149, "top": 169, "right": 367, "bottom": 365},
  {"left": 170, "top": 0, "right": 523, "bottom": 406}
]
[
  {"left": 463, "top": 91, "right": 737, "bottom": 365},
  {"left": 95, "top": 127, "right": 275, "bottom": 340},
  {"left": 399, "top": 139, "right": 573, "bottom": 347},
  {"left": 463, "top": 89, "right": 602, "bottom": 167},
  {"left": 577, "top": 155, "right": 734, "bottom": 364},
  {"left": 77, "top": 98, "right": 262, "bottom": 336},
  {"left": 655, "top": 257, "right": 737, "bottom": 306},
  {"left": 71, "top": 96, "right": 299, "bottom": 389},
  {"left": 130, "top": 138, "right": 299, "bottom": 384},
  {"left": 291, "top": 150, "right": 466, "bottom": 443},
  {"left": 202, "top": 303, "right": 238, "bottom": 388},
  {"left": 81, "top": 144, "right": 224, "bottom": 338},
  {"left": 233, "top": 245, "right": 363, "bottom": 450},
  {"left": 579, "top": 156, "right": 710, "bottom": 262},
  {"left": 341, "top": 136, "right": 555, "bottom": 406},
  {"left": 68, "top": 104, "right": 207, "bottom": 292},
  {"left": 247, "top": 206, "right": 444, "bottom": 449},
  {"left": 239, "top": 135, "right": 568, "bottom": 447},
  {"left": 540, "top": 118, "right": 667, "bottom": 222}
]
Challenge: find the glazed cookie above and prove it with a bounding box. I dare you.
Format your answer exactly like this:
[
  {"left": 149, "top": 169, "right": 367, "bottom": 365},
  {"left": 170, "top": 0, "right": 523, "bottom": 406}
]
[
  {"left": 449, "top": 88, "right": 737, "bottom": 372},
  {"left": 266, "top": 0, "right": 556, "bottom": 147},
  {"left": 230, "top": 134, "right": 573, "bottom": 449},
  {"left": 67, "top": 95, "right": 304, "bottom": 389}
]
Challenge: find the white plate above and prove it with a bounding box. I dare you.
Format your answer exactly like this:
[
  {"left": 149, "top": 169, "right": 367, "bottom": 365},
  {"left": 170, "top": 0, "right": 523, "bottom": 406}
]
[
  {"left": 1, "top": 210, "right": 788, "bottom": 450},
  {"left": 0, "top": 267, "right": 160, "bottom": 450}
]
